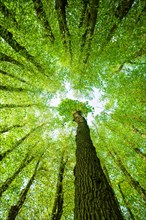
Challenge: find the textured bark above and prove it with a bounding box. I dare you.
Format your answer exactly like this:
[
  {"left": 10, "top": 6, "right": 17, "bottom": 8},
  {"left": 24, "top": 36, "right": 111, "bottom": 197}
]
[
  {"left": 51, "top": 154, "right": 67, "bottom": 220},
  {"left": 118, "top": 182, "right": 135, "bottom": 220},
  {"left": 73, "top": 111, "right": 123, "bottom": 220},
  {"left": 32, "top": 0, "right": 55, "bottom": 43},
  {"left": 7, "top": 157, "right": 41, "bottom": 220},
  {"left": 0, "top": 153, "right": 34, "bottom": 197}
]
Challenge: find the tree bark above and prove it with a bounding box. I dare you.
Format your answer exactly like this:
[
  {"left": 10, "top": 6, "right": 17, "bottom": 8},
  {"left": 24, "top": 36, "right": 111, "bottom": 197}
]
[{"left": 73, "top": 111, "right": 123, "bottom": 220}]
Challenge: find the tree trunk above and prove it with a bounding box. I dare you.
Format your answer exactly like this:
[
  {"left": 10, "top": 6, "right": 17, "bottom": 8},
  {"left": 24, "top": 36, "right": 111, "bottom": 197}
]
[
  {"left": 0, "top": 52, "right": 23, "bottom": 67},
  {"left": 114, "top": 152, "right": 146, "bottom": 202},
  {"left": 73, "top": 111, "right": 124, "bottom": 220},
  {"left": 51, "top": 153, "right": 67, "bottom": 220},
  {"left": 0, "top": 124, "right": 44, "bottom": 161},
  {"left": 55, "top": 0, "right": 72, "bottom": 59},
  {"left": 118, "top": 182, "right": 135, "bottom": 220},
  {"left": 7, "top": 156, "right": 42, "bottom": 220},
  {"left": 32, "top": 0, "right": 55, "bottom": 43},
  {"left": 0, "top": 123, "right": 25, "bottom": 134},
  {"left": 0, "top": 153, "right": 34, "bottom": 197},
  {"left": 0, "top": 69, "right": 28, "bottom": 84},
  {"left": 134, "top": 148, "right": 146, "bottom": 161}
]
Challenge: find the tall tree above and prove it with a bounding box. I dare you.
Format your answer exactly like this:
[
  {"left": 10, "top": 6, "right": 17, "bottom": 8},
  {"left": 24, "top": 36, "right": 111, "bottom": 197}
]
[
  {"left": 118, "top": 182, "right": 135, "bottom": 220},
  {"left": 7, "top": 156, "right": 41, "bottom": 220},
  {"left": 0, "top": 152, "right": 34, "bottom": 197},
  {"left": 73, "top": 111, "right": 123, "bottom": 220},
  {"left": 32, "top": 0, "right": 55, "bottom": 43},
  {"left": 51, "top": 153, "right": 67, "bottom": 220},
  {"left": 0, "top": 124, "right": 44, "bottom": 161}
]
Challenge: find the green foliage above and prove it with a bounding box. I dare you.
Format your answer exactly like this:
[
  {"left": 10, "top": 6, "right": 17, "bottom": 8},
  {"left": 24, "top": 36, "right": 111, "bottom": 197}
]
[
  {"left": 58, "top": 98, "right": 94, "bottom": 120},
  {"left": 0, "top": 0, "right": 145, "bottom": 219}
]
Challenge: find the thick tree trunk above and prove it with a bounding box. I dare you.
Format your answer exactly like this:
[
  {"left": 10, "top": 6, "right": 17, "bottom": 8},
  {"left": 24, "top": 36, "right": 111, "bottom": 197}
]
[{"left": 73, "top": 111, "right": 123, "bottom": 220}]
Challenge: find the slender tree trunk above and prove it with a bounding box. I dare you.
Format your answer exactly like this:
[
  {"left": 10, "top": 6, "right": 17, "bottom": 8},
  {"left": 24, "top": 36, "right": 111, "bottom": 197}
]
[
  {"left": 51, "top": 153, "right": 67, "bottom": 220},
  {"left": 32, "top": 0, "right": 55, "bottom": 43},
  {"left": 0, "top": 103, "right": 35, "bottom": 109},
  {"left": 7, "top": 156, "right": 41, "bottom": 220},
  {"left": 0, "top": 2, "right": 18, "bottom": 25},
  {"left": 0, "top": 123, "right": 25, "bottom": 134},
  {"left": 0, "top": 52, "right": 23, "bottom": 67},
  {"left": 0, "top": 153, "right": 34, "bottom": 197},
  {"left": 114, "top": 152, "right": 146, "bottom": 202},
  {"left": 55, "top": 0, "right": 72, "bottom": 59},
  {"left": 0, "top": 85, "right": 30, "bottom": 92},
  {"left": 118, "top": 182, "right": 135, "bottom": 220},
  {"left": 73, "top": 111, "right": 123, "bottom": 220},
  {"left": 0, "top": 124, "right": 44, "bottom": 161},
  {"left": 0, "top": 69, "right": 28, "bottom": 84},
  {"left": 134, "top": 148, "right": 146, "bottom": 161},
  {"left": 0, "top": 25, "right": 42, "bottom": 71}
]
